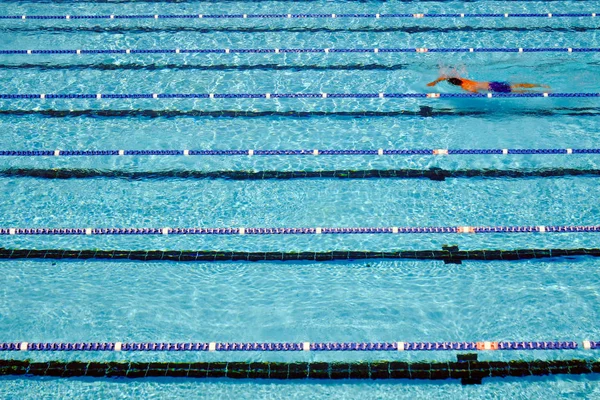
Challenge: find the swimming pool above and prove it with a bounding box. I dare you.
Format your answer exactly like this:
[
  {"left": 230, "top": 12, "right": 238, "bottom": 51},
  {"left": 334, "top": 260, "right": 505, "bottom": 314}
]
[{"left": 1, "top": 0, "right": 600, "bottom": 397}]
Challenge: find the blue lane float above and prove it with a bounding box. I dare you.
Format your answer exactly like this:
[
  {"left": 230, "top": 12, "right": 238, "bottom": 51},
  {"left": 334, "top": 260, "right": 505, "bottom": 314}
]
[
  {"left": 0, "top": 148, "right": 597, "bottom": 157},
  {"left": 1, "top": 12, "right": 597, "bottom": 20},
  {"left": 0, "top": 225, "right": 599, "bottom": 236},
  {"left": 0, "top": 92, "right": 599, "bottom": 100},
  {"left": 0, "top": 340, "right": 587, "bottom": 352},
  {"left": 1, "top": 47, "right": 599, "bottom": 55}
]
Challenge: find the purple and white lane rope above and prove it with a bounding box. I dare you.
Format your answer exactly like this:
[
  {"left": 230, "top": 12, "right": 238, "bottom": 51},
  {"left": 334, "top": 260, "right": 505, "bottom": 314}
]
[
  {"left": 0, "top": 148, "right": 597, "bottom": 157},
  {"left": 1, "top": 225, "right": 599, "bottom": 236},
  {"left": 0, "top": 340, "right": 590, "bottom": 352},
  {"left": 1, "top": 12, "right": 597, "bottom": 20},
  {"left": 1, "top": 47, "right": 600, "bottom": 55},
  {"left": 0, "top": 92, "right": 598, "bottom": 100}
]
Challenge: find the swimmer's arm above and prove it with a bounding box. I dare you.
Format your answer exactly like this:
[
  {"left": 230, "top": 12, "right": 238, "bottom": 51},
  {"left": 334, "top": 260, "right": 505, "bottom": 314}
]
[{"left": 426, "top": 76, "right": 447, "bottom": 87}]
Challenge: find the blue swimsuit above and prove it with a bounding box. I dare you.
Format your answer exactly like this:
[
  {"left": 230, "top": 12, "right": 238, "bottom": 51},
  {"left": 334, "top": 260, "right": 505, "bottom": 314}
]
[{"left": 488, "top": 81, "right": 512, "bottom": 93}]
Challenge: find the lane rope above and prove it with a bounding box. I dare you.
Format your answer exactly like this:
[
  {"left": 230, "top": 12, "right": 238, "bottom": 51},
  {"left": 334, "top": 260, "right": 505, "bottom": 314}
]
[
  {"left": 0, "top": 148, "right": 597, "bottom": 156},
  {"left": 2, "top": 13, "right": 597, "bottom": 20},
  {"left": 0, "top": 340, "right": 588, "bottom": 352},
  {"left": 1, "top": 92, "right": 598, "bottom": 99},
  {"left": 1, "top": 47, "right": 599, "bottom": 55},
  {"left": 1, "top": 225, "right": 598, "bottom": 235}
]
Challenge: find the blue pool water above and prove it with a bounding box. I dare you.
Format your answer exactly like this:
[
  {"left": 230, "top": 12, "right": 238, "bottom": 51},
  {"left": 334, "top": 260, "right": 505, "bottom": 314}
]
[{"left": 1, "top": 0, "right": 600, "bottom": 397}]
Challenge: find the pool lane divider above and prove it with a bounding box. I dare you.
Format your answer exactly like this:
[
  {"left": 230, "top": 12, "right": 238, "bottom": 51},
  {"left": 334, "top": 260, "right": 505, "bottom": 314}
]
[
  {"left": 0, "top": 354, "right": 599, "bottom": 383},
  {"left": 3, "top": 167, "right": 600, "bottom": 181},
  {"left": 0, "top": 148, "right": 597, "bottom": 157},
  {"left": 0, "top": 246, "right": 598, "bottom": 263},
  {"left": 2, "top": 47, "right": 599, "bottom": 55},
  {"left": 0, "top": 340, "right": 592, "bottom": 352},
  {"left": 1, "top": 92, "right": 598, "bottom": 99},
  {"left": 1, "top": 226, "right": 599, "bottom": 235},
  {"left": 2, "top": 12, "right": 597, "bottom": 20}
]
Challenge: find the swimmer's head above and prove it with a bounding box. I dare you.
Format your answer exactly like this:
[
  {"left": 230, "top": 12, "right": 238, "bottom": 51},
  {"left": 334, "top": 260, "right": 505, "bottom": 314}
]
[{"left": 447, "top": 77, "right": 463, "bottom": 86}]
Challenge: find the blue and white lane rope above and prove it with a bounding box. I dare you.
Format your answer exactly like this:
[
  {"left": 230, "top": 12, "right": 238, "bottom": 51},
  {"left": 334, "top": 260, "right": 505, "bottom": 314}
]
[
  {"left": 0, "top": 340, "right": 593, "bottom": 352},
  {"left": 2, "top": 47, "right": 599, "bottom": 55},
  {"left": 0, "top": 148, "right": 598, "bottom": 157},
  {"left": 1, "top": 92, "right": 598, "bottom": 99},
  {"left": 1, "top": 225, "right": 599, "bottom": 235},
  {"left": 1, "top": 12, "right": 597, "bottom": 20}
]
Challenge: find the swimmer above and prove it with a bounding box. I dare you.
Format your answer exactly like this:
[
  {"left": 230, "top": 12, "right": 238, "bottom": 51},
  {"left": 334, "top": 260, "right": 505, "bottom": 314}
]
[{"left": 427, "top": 75, "right": 549, "bottom": 93}]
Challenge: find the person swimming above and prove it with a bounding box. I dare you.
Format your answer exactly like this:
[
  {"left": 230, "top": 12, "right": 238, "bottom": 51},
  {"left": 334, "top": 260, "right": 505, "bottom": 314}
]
[{"left": 427, "top": 75, "right": 549, "bottom": 93}]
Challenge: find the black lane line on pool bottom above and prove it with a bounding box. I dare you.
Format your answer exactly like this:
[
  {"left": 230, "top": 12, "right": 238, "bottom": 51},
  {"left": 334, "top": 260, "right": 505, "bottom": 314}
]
[
  {"left": 0, "top": 354, "right": 598, "bottom": 384},
  {"left": 6, "top": 27, "right": 598, "bottom": 35},
  {"left": 0, "top": 247, "right": 598, "bottom": 263},
  {"left": 0, "top": 63, "right": 415, "bottom": 72},
  {"left": 0, "top": 168, "right": 599, "bottom": 181},
  {"left": 2, "top": 108, "right": 600, "bottom": 119}
]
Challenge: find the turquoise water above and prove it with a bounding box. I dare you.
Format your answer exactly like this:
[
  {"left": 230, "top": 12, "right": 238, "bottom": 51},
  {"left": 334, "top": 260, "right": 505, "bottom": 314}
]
[
  {"left": 3, "top": 376, "right": 600, "bottom": 399},
  {"left": 1, "top": 0, "right": 600, "bottom": 397}
]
